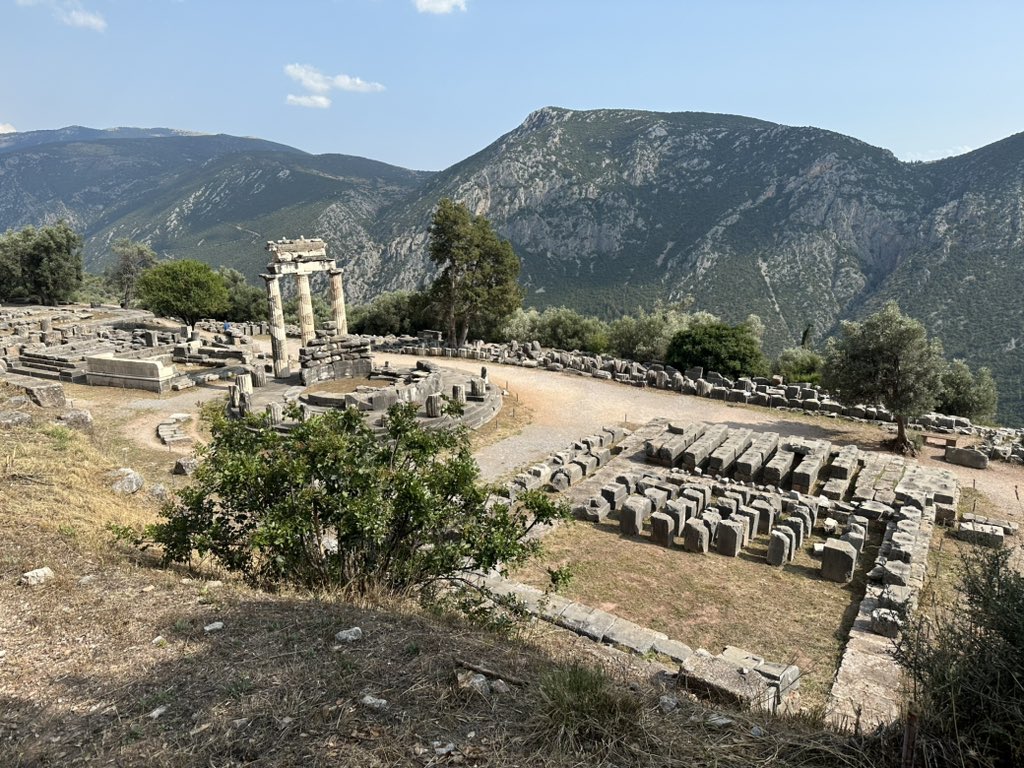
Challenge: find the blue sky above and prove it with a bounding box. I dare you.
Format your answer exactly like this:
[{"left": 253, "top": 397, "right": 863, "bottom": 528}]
[{"left": 2, "top": 0, "right": 1023, "bottom": 170}]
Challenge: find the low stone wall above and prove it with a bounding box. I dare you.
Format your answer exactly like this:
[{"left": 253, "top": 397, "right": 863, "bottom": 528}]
[{"left": 299, "top": 334, "right": 373, "bottom": 386}]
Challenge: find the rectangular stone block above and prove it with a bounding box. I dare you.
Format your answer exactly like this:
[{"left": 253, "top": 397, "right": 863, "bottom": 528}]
[
  {"left": 717, "top": 519, "right": 745, "bottom": 557},
  {"left": 821, "top": 539, "right": 857, "bottom": 583},
  {"left": 651, "top": 512, "right": 675, "bottom": 547},
  {"left": 619, "top": 495, "right": 653, "bottom": 536},
  {"left": 683, "top": 518, "right": 709, "bottom": 554}
]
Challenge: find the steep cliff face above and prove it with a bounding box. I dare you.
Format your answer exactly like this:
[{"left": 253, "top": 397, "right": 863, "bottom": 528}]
[{"left": 1, "top": 113, "right": 1022, "bottom": 422}]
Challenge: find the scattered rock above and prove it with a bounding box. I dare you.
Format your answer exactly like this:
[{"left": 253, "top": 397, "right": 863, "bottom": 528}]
[
  {"left": 56, "top": 409, "right": 93, "bottom": 429},
  {"left": 19, "top": 567, "right": 55, "bottom": 586},
  {"left": 148, "top": 706, "right": 168, "bottom": 719},
  {"left": 456, "top": 671, "right": 491, "bottom": 695},
  {"left": 152, "top": 635, "right": 167, "bottom": 646},
  {"left": 173, "top": 456, "right": 200, "bottom": 476},
  {"left": 334, "top": 626, "right": 363, "bottom": 643},
  {"left": 490, "top": 679, "right": 511, "bottom": 695},
  {"left": 433, "top": 742, "right": 456, "bottom": 756},
  {"left": 109, "top": 468, "right": 144, "bottom": 494},
  {"left": 360, "top": 694, "right": 388, "bottom": 711},
  {"left": 22, "top": 380, "right": 66, "bottom": 408},
  {"left": 0, "top": 411, "right": 32, "bottom": 428},
  {"left": 149, "top": 484, "right": 169, "bottom": 502},
  {"left": 77, "top": 575, "right": 96, "bottom": 586},
  {"left": 751, "top": 725, "right": 766, "bottom": 738},
  {"left": 659, "top": 694, "right": 679, "bottom": 713},
  {"left": 203, "top": 621, "right": 224, "bottom": 633}
]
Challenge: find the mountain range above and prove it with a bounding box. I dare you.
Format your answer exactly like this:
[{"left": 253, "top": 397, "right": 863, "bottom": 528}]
[{"left": 0, "top": 110, "right": 1021, "bottom": 424}]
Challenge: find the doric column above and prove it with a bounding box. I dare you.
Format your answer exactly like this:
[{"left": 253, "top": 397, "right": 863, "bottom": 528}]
[
  {"left": 329, "top": 268, "right": 348, "bottom": 336},
  {"left": 295, "top": 272, "right": 316, "bottom": 346},
  {"left": 262, "top": 274, "right": 289, "bottom": 378}
]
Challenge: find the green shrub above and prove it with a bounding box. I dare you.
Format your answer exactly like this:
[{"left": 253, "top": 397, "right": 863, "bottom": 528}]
[
  {"left": 502, "top": 306, "right": 609, "bottom": 352},
  {"left": 773, "top": 346, "right": 824, "bottom": 384},
  {"left": 147, "top": 403, "right": 570, "bottom": 597},
  {"left": 665, "top": 318, "right": 769, "bottom": 378},
  {"left": 896, "top": 547, "right": 1024, "bottom": 767},
  {"left": 937, "top": 360, "right": 999, "bottom": 423}
]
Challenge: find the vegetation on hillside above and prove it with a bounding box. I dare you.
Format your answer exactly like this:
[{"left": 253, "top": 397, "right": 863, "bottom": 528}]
[{"left": 0, "top": 222, "right": 83, "bottom": 305}]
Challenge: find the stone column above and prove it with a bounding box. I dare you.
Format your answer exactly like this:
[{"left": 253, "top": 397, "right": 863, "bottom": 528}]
[
  {"left": 329, "top": 268, "right": 348, "bottom": 336},
  {"left": 263, "top": 274, "right": 289, "bottom": 378},
  {"left": 295, "top": 273, "right": 316, "bottom": 346}
]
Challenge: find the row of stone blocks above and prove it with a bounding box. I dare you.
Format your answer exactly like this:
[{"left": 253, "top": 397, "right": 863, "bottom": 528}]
[
  {"left": 575, "top": 468, "right": 840, "bottom": 570},
  {"left": 511, "top": 425, "right": 628, "bottom": 497},
  {"left": 644, "top": 423, "right": 841, "bottom": 496},
  {"left": 372, "top": 337, "right": 917, "bottom": 428},
  {"left": 480, "top": 575, "right": 800, "bottom": 713}
]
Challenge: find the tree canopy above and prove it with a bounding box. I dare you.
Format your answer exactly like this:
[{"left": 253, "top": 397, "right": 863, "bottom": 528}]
[
  {"left": 106, "top": 238, "right": 157, "bottom": 306},
  {"left": 665, "top": 317, "right": 769, "bottom": 379},
  {"left": 823, "top": 301, "right": 946, "bottom": 451},
  {"left": 136, "top": 259, "right": 229, "bottom": 328},
  {"left": 0, "top": 222, "right": 83, "bottom": 305},
  {"left": 218, "top": 266, "right": 267, "bottom": 323},
  {"left": 149, "top": 402, "right": 569, "bottom": 596},
  {"left": 428, "top": 198, "right": 523, "bottom": 347},
  {"left": 937, "top": 360, "right": 998, "bottom": 423}
]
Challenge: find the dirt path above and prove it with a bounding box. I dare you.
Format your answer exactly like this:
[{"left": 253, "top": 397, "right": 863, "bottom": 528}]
[{"left": 376, "top": 353, "right": 1024, "bottom": 527}]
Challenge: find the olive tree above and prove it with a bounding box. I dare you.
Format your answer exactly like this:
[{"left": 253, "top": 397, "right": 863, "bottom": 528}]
[{"left": 823, "top": 301, "right": 946, "bottom": 452}]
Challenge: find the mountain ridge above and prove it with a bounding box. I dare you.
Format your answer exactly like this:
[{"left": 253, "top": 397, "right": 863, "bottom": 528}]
[{"left": 0, "top": 110, "right": 1021, "bottom": 423}]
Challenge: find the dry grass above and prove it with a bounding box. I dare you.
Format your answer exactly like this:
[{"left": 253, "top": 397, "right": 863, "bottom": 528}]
[
  {"left": 514, "top": 519, "right": 869, "bottom": 709},
  {"left": 0, "top": 384, "right": 898, "bottom": 767},
  {"left": 469, "top": 390, "right": 534, "bottom": 453}
]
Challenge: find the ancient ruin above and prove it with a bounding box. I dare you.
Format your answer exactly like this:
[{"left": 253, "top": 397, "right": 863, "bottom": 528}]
[{"left": 262, "top": 237, "right": 348, "bottom": 378}]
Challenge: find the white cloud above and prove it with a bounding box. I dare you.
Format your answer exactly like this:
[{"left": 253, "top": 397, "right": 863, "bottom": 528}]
[
  {"left": 286, "top": 94, "right": 331, "bottom": 109},
  {"left": 284, "top": 63, "right": 385, "bottom": 108},
  {"left": 414, "top": 0, "right": 467, "bottom": 13},
  {"left": 16, "top": 0, "right": 106, "bottom": 32},
  {"left": 0, "top": 123, "right": 16, "bottom": 134}
]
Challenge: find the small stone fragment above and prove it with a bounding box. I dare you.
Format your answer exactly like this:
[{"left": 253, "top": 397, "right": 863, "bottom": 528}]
[
  {"left": 659, "top": 694, "right": 679, "bottom": 713},
  {"left": 19, "top": 567, "right": 55, "bottom": 586},
  {"left": 203, "top": 621, "right": 224, "bottom": 633},
  {"left": 360, "top": 694, "right": 388, "bottom": 711},
  {"left": 334, "top": 626, "right": 363, "bottom": 643}
]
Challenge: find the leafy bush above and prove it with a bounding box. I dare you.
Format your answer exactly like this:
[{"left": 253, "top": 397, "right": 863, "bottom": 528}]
[
  {"left": 502, "top": 306, "right": 610, "bottom": 352},
  {"left": 937, "top": 360, "right": 998, "bottom": 423},
  {"left": 148, "top": 403, "right": 569, "bottom": 596},
  {"left": 773, "top": 346, "right": 824, "bottom": 384},
  {"left": 607, "top": 304, "right": 703, "bottom": 361},
  {"left": 137, "top": 259, "right": 229, "bottom": 327},
  {"left": 665, "top": 317, "right": 769, "bottom": 378},
  {"left": 896, "top": 547, "right": 1024, "bottom": 767},
  {"left": 348, "top": 290, "right": 435, "bottom": 336}
]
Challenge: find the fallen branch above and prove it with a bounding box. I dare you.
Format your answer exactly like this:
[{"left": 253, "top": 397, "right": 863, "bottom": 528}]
[{"left": 454, "top": 657, "right": 528, "bottom": 686}]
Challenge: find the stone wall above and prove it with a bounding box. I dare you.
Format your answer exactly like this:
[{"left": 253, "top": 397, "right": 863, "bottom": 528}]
[{"left": 299, "top": 334, "right": 372, "bottom": 386}]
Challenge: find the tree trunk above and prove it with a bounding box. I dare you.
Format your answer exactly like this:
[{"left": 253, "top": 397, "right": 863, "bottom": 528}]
[
  {"left": 894, "top": 414, "right": 916, "bottom": 455},
  {"left": 457, "top": 319, "right": 470, "bottom": 349}
]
